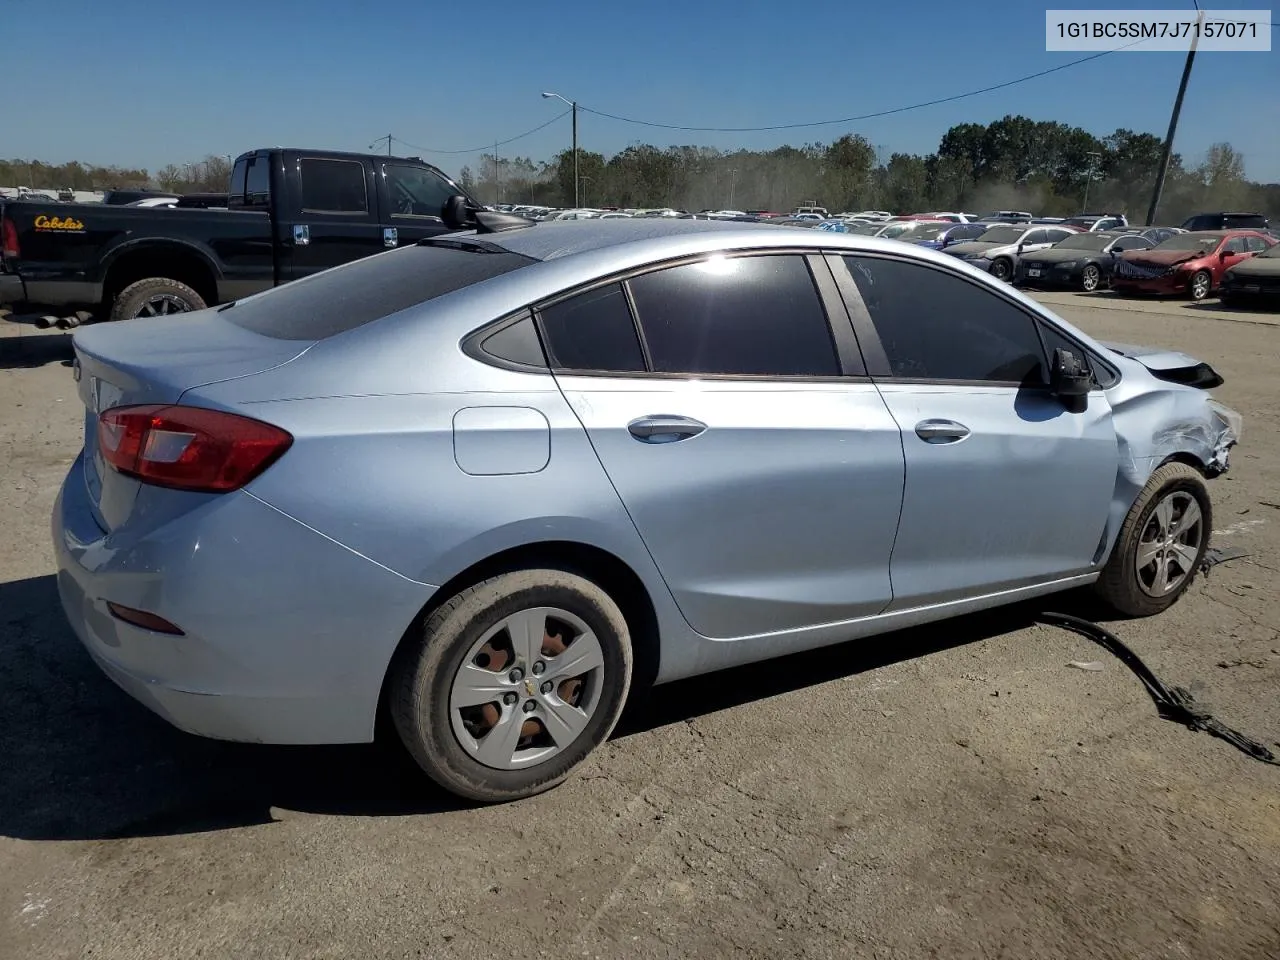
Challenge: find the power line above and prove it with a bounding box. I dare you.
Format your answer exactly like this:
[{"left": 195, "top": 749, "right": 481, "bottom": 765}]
[
  {"left": 575, "top": 38, "right": 1160, "bottom": 133},
  {"left": 386, "top": 110, "right": 572, "bottom": 156}
]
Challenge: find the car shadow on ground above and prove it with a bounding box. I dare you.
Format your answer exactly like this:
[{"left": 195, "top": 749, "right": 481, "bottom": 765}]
[
  {"left": 0, "top": 326, "right": 74, "bottom": 369},
  {"left": 0, "top": 572, "right": 1095, "bottom": 841},
  {"left": 1186, "top": 300, "right": 1279, "bottom": 316}
]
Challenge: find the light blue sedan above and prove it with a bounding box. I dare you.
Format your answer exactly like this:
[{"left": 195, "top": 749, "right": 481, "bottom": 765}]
[{"left": 54, "top": 215, "right": 1241, "bottom": 801}]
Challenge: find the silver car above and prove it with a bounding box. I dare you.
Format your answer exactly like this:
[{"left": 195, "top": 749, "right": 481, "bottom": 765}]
[
  {"left": 54, "top": 218, "right": 1241, "bottom": 802},
  {"left": 943, "top": 224, "right": 1079, "bottom": 281}
]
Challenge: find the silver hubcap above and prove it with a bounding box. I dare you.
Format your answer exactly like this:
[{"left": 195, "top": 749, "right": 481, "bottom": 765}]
[
  {"left": 1082, "top": 267, "right": 1099, "bottom": 291},
  {"left": 449, "top": 607, "right": 605, "bottom": 770},
  {"left": 1191, "top": 274, "right": 1209, "bottom": 299},
  {"left": 1135, "top": 491, "right": 1203, "bottom": 597},
  {"left": 135, "top": 294, "right": 192, "bottom": 318}
]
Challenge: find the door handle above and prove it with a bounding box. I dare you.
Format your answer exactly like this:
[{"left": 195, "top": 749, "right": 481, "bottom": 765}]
[
  {"left": 292, "top": 224, "right": 310, "bottom": 247},
  {"left": 627, "top": 415, "right": 707, "bottom": 443},
  {"left": 915, "top": 419, "right": 970, "bottom": 443}
]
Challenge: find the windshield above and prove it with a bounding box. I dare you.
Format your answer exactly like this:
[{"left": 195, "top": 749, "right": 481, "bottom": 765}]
[
  {"left": 1154, "top": 233, "right": 1222, "bottom": 252},
  {"left": 974, "top": 226, "right": 1026, "bottom": 244},
  {"left": 1055, "top": 233, "right": 1113, "bottom": 251}
]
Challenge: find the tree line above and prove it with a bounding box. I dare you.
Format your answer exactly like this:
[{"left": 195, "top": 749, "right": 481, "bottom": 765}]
[
  {"left": 461, "top": 116, "right": 1279, "bottom": 225},
  {"left": 6, "top": 116, "right": 1278, "bottom": 225}
]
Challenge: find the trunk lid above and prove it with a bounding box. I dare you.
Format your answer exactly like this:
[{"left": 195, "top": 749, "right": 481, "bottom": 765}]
[{"left": 73, "top": 309, "right": 313, "bottom": 532}]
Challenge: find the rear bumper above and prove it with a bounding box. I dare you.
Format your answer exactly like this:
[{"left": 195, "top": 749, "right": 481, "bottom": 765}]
[
  {"left": 52, "top": 453, "right": 436, "bottom": 744},
  {"left": 0, "top": 272, "right": 25, "bottom": 306}
]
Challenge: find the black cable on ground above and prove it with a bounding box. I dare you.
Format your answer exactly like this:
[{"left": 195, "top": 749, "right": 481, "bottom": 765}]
[{"left": 1038, "top": 611, "right": 1280, "bottom": 767}]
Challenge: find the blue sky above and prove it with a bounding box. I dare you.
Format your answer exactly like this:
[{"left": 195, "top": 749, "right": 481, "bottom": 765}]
[{"left": 7, "top": 0, "right": 1278, "bottom": 180}]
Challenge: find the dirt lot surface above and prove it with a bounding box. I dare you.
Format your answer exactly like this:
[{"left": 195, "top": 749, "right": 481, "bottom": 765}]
[{"left": 2, "top": 293, "right": 1278, "bottom": 960}]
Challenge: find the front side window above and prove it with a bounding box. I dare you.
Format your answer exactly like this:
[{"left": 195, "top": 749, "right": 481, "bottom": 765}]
[
  {"left": 843, "top": 256, "right": 1047, "bottom": 384},
  {"left": 626, "top": 255, "right": 840, "bottom": 377},
  {"left": 299, "top": 158, "right": 368, "bottom": 214},
  {"left": 1223, "top": 236, "right": 1250, "bottom": 254},
  {"left": 384, "top": 164, "right": 456, "bottom": 219},
  {"left": 537, "top": 283, "right": 646, "bottom": 373}
]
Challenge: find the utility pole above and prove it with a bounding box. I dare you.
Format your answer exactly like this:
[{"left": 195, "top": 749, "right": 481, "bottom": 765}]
[
  {"left": 541, "top": 93, "right": 579, "bottom": 207},
  {"left": 368, "top": 135, "right": 393, "bottom": 156},
  {"left": 1146, "top": 8, "right": 1204, "bottom": 226},
  {"left": 729, "top": 168, "right": 738, "bottom": 208},
  {"left": 494, "top": 140, "right": 501, "bottom": 206},
  {"left": 1081, "top": 151, "right": 1103, "bottom": 211}
]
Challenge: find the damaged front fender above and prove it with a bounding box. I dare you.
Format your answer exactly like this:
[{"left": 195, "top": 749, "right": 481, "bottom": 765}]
[{"left": 1100, "top": 377, "right": 1241, "bottom": 561}]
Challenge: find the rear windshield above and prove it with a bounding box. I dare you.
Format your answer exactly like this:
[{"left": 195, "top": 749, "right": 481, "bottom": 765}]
[{"left": 221, "top": 242, "right": 537, "bottom": 340}]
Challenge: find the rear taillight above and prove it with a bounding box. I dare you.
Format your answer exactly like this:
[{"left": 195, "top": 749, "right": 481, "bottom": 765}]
[
  {"left": 97, "top": 404, "right": 292, "bottom": 492},
  {"left": 1, "top": 217, "right": 18, "bottom": 259}
]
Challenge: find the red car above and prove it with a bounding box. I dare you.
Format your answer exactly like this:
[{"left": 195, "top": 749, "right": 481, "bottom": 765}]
[{"left": 1112, "top": 229, "right": 1276, "bottom": 301}]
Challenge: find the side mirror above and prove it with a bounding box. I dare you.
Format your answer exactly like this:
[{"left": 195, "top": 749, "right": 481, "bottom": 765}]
[
  {"left": 442, "top": 194, "right": 477, "bottom": 230},
  {"left": 1219, "top": 249, "right": 1234, "bottom": 260},
  {"left": 1051, "top": 347, "right": 1092, "bottom": 412}
]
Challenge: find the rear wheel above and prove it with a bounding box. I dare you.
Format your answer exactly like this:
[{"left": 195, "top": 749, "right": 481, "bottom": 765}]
[
  {"left": 391, "top": 569, "right": 633, "bottom": 802},
  {"left": 1081, "top": 264, "right": 1101, "bottom": 292},
  {"left": 1187, "top": 270, "right": 1212, "bottom": 301},
  {"left": 109, "top": 277, "right": 206, "bottom": 323},
  {"left": 1093, "top": 462, "right": 1211, "bottom": 617}
]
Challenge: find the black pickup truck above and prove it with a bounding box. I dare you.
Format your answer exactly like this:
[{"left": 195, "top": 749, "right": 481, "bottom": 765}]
[{"left": 0, "top": 148, "right": 476, "bottom": 323}]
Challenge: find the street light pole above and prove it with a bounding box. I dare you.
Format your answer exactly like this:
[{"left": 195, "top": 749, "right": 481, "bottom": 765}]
[{"left": 542, "top": 92, "right": 579, "bottom": 208}]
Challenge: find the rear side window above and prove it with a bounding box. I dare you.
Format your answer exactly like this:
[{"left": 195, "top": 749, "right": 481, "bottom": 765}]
[
  {"left": 537, "top": 283, "right": 645, "bottom": 372},
  {"left": 244, "top": 156, "right": 271, "bottom": 209},
  {"left": 221, "top": 244, "right": 537, "bottom": 340},
  {"left": 626, "top": 255, "right": 839, "bottom": 377},
  {"left": 299, "top": 158, "right": 368, "bottom": 214}
]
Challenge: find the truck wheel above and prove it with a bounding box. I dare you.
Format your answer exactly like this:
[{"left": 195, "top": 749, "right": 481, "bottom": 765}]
[
  {"left": 1093, "top": 462, "right": 1211, "bottom": 617},
  {"left": 109, "top": 278, "right": 207, "bottom": 323},
  {"left": 391, "top": 569, "right": 633, "bottom": 803}
]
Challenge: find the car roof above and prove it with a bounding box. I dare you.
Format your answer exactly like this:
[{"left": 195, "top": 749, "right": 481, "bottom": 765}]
[{"left": 462, "top": 217, "right": 772, "bottom": 261}]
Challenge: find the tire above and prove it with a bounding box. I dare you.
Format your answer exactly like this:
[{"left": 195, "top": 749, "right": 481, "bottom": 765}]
[
  {"left": 1093, "top": 462, "right": 1212, "bottom": 617},
  {"left": 1187, "top": 269, "right": 1212, "bottom": 302},
  {"left": 990, "top": 258, "right": 1013, "bottom": 282},
  {"left": 1080, "top": 264, "right": 1101, "bottom": 292},
  {"left": 109, "top": 277, "right": 207, "bottom": 323},
  {"left": 391, "top": 569, "right": 633, "bottom": 803}
]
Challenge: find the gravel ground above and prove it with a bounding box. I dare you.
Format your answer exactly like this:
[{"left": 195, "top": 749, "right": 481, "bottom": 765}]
[{"left": 1, "top": 293, "right": 1277, "bottom": 960}]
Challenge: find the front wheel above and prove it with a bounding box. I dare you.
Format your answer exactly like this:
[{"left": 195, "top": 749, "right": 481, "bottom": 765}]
[
  {"left": 990, "top": 258, "right": 1013, "bottom": 282},
  {"left": 390, "top": 569, "right": 633, "bottom": 802},
  {"left": 1187, "top": 269, "right": 1212, "bottom": 301},
  {"left": 1093, "top": 462, "right": 1211, "bottom": 617},
  {"left": 1081, "top": 264, "right": 1101, "bottom": 292}
]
